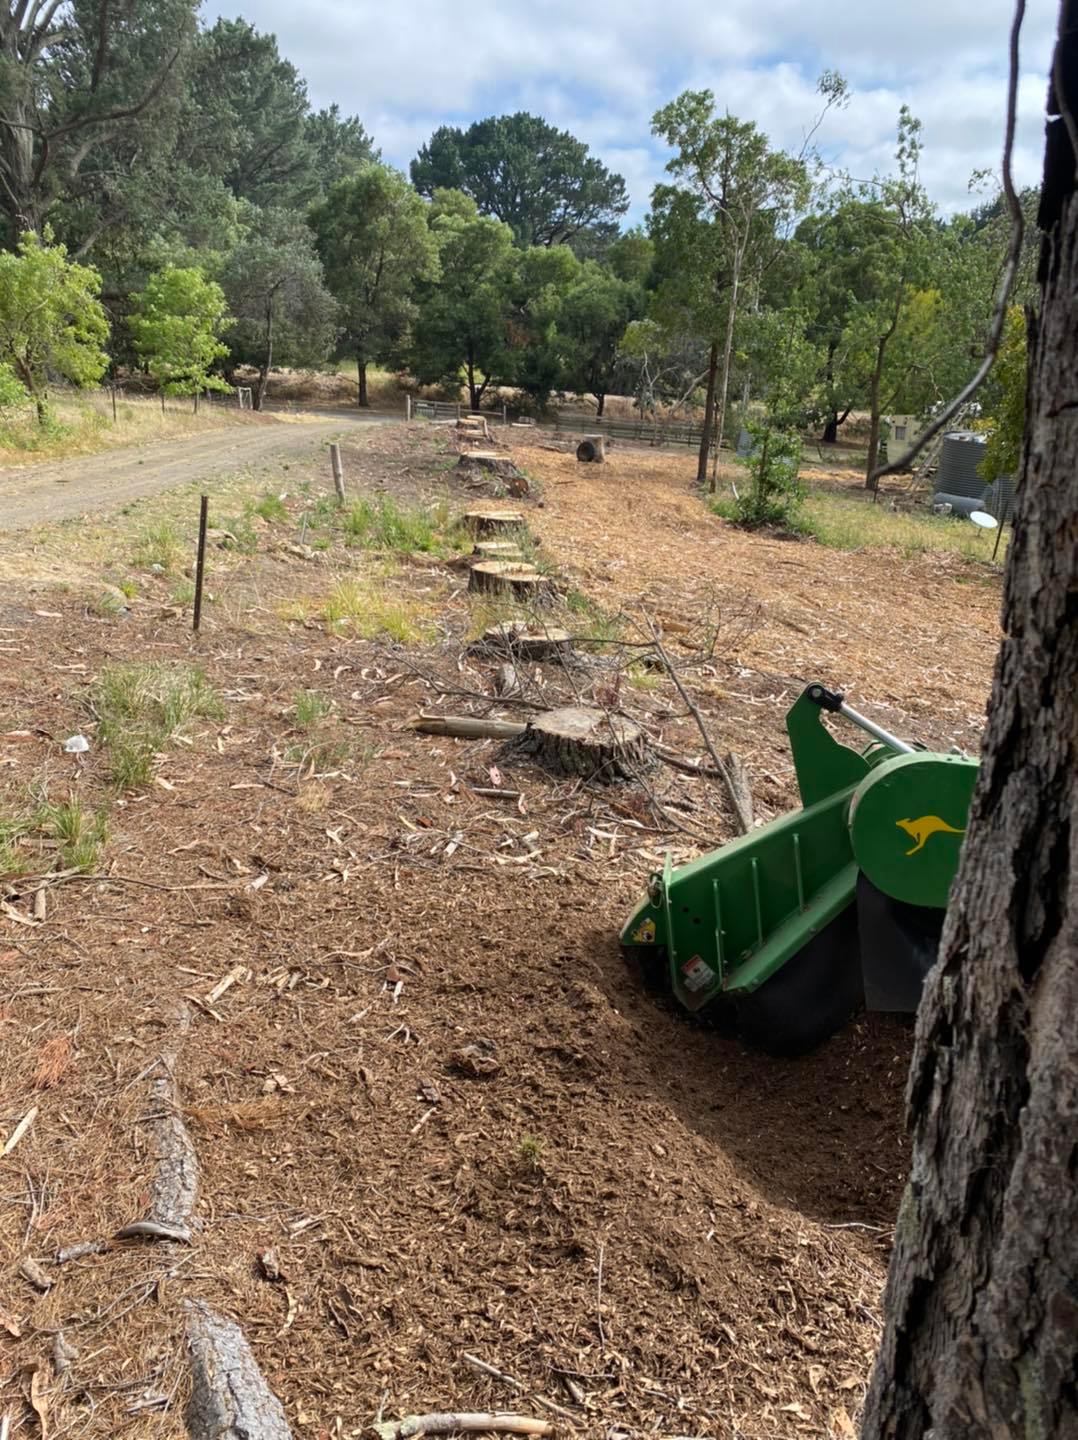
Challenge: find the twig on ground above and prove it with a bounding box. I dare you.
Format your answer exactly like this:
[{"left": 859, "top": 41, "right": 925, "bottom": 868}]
[
  {"left": 639, "top": 616, "right": 753, "bottom": 834},
  {"left": 596, "top": 1240, "right": 607, "bottom": 1352},
  {"left": 462, "top": 1353, "right": 524, "bottom": 1390}
]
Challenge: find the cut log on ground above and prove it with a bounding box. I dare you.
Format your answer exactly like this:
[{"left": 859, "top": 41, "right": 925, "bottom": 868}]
[
  {"left": 472, "top": 540, "right": 525, "bottom": 561},
  {"left": 408, "top": 714, "right": 527, "bottom": 741},
  {"left": 576, "top": 435, "right": 606, "bottom": 463},
  {"left": 458, "top": 415, "right": 492, "bottom": 442},
  {"left": 462, "top": 509, "right": 526, "bottom": 537},
  {"left": 457, "top": 452, "right": 530, "bottom": 496},
  {"left": 185, "top": 1301, "right": 292, "bottom": 1440},
  {"left": 468, "top": 561, "right": 552, "bottom": 603},
  {"left": 518, "top": 706, "right": 649, "bottom": 781},
  {"left": 478, "top": 621, "right": 574, "bottom": 660}
]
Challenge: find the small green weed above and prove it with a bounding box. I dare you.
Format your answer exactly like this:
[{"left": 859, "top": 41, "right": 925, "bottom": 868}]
[
  {"left": 217, "top": 514, "right": 259, "bottom": 554},
  {"left": 38, "top": 796, "right": 109, "bottom": 871},
  {"left": 251, "top": 492, "right": 288, "bottom": 523},
  {"left": 133, "top": 522, "right": 184, "bottom": 574},
  {"left": 518, "top": 1135, "right": 545, "bottom": 1164},
  {"left": 294, "top": 689, "right": 333, "bottom": 729}
]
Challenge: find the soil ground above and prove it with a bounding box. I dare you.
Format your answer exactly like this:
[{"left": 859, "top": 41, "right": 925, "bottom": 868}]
[{"left": 0, "top": 420, "right": 1001, "bottom": 1439}]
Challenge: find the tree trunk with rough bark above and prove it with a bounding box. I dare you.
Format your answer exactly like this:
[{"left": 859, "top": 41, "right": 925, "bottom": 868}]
[
  {"left": 862, "top": 13, "right": 1078, "bottom": 1436},
  {"left": 357, "top": 355, "right": 369, "bottom": 407},
  {"left": 695, "top": 341, "right": 718, "bottom": 487}
]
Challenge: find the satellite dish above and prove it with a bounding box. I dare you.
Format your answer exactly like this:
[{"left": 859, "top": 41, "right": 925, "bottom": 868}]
[{"left": 970, "top": 510, "right": 998, "bottom": 529}]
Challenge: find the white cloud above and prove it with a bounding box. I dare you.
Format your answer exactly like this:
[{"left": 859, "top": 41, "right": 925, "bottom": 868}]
[{"left": 207, "top": 0, "right": 1058, "bottom": 216}]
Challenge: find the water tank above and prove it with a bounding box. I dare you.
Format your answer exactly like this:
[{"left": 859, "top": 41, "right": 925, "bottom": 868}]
[{"left": 936, "top": 431, "right": 988, "bottom": 499}]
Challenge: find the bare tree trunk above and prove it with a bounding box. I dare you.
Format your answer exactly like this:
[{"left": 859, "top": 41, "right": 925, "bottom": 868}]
[
  {"left": 865, "top": 293, "right": 903, "bottom": 489},
  {"left": 357, "top": 355, "right": 369, "bottom": 408},
  {"left": 710, "top": 257, "right": 742, "bottom": 493},
  {"left": 254, "top": 301, "right": 273, "bottom": 412},
  {"left": 862, "top": 15, "right": 1078, "bottom": 1435},
  {"left": 596, "top": 391, "right": 606, "bottom": 418},
  {"left": 695, "top": 341, "right": 718, "bottom": 487}
]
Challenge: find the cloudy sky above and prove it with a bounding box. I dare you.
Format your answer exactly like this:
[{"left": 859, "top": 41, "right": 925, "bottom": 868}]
[{"left": 205, "top": 0, "right": 1058, "bottom": 219}]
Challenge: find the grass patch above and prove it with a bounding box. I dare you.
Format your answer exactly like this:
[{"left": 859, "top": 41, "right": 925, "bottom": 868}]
[
  {"left": 251, "top": 492, "right": 288, "bottom": 523},
  {"left": 132, "top": 522, "right": 185, "bottom": 574},
  {"left": 215, "top": 513, "right": 260, "bottom": 554},
  {"left": 322, "top": 578, "right": 433, "bottom": 643},
  {"left": 0, "top": 794, "right": 109, "bottom": 876},
  {"left": 342, "top": 495, "right": 462, "bottom": 556},
  {"left": 293, "top": 689, "right": 333, "bottom": 728},
  {"left": 92, "top": 662, "right": 224, "bottom": 788},
  {"left": 38, "top": 795, "right": 109, "bottom": 870},
  {"left": 797, "top": 490, "right": 1008, "bottom": 562}
]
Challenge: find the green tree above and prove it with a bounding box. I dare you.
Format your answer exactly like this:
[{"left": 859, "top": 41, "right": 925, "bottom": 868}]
[
  {"left": 130, "top": 265, "right": 231, "bottom": 397},
  {"left": 409, "top": 191, "right": 517, "bottom": 410},
  {"left": 0, "top": 0, "right": 199, "bottom": 241},
  {"left": 411, "top": 113, "right": 628, "bottom": 249},
  {"left": 651, "top": 92, "right": 809, "bottom": 489},
  {"left": 309, "top": 164, "right": 437, "bottom": 408},
  {"left": 979, "top": 306, "right": 1026, "bottom": 484},
  {"left": 220, "top": 210, "right": 336, "bottom": 410},
  {"left": 560, "top": 260, "right": 647, "bottom": 415},
  {"left": 305, "top": 105, "right": 378, "bottom": 193},
  {"left": 0, "top": 231, "right": 108, "bottom": 421}
]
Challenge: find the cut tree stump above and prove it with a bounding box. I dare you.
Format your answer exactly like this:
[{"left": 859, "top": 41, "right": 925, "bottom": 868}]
[
  {"left": 472, "top": 540, "right": 525, "bottom": 560},
  {"left": 457, "top": 452, "right": 530, "bottom": 496},
  {"left": 468, "top": 561, "right": 551, "bottom": 602},
  {"left": 518, "top": 706, "right": 649, "bottom": 781},
  {"left": 576, "top": 435, "right": 606, "bottom": 463},
  {"left": 462, "top": 509, "right": 526, "bottom": 537},
  {"left": 478, "top": 620, "right": 574, "bottom": 660}
]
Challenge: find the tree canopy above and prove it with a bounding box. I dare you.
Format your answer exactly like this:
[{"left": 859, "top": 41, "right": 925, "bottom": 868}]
[{"left": 410, "top": 113, "right": 628, "bottom": 249}]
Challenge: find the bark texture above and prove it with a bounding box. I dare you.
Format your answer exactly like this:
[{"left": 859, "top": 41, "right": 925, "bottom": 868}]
[
  {"left": 519, "top": 706, "right": 649, "bottom": 781},
  {"left": 862, "top": 17, "right": 1078, "bottom": 1435},
  {"left": 185, "top": 1301, "right": 292, "bottom": 1440}
]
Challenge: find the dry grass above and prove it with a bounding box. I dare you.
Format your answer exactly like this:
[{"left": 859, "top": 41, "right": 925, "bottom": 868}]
[{"left": 0, "top": 390, "right": 248, "bottom": 466}]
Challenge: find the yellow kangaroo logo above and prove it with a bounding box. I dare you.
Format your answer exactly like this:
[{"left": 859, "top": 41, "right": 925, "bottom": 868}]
[{"left": 896, "top": 815, "right": 966, "bottom": 856}]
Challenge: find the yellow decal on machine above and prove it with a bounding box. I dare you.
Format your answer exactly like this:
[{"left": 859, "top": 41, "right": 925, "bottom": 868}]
[
  {"left": 896, "top": 815, "right": 966, "bottom": 856},
  {"left": 631, "top": 918, "right": 656, "bottom": 944}
]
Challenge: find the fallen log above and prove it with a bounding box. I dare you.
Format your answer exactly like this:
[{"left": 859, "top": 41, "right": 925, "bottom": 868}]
[
  {"left": 185, "top": 1301, "right": 292, "bottom": 1440},
  {"left": 116, "top": 1003, "right": 198, "bottom": 1244},
  {"left": 576, "top": 435, "right": 606, "bottom": 463}
]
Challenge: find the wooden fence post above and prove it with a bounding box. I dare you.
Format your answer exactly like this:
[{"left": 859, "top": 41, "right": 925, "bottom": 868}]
[
  {"left": 405, "top": 394, "right": 412, "bottom": 421},
  {"left": 330, "top": 442, "right": 345, "bottom": 503}
]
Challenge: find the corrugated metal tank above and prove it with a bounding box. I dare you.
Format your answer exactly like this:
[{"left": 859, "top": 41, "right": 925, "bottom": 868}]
[{"left": 935, "top": 431, "right": 988, "bottom": 498}]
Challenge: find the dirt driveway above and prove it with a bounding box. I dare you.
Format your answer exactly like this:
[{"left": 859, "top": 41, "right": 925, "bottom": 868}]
[{"left": 0, "top": 414, "right": 384, "bottom": 531}]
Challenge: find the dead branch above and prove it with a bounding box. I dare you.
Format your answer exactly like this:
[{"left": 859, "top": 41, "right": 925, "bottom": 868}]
[
  {"left": 462, "top": 1353, "right": 524, "bottom": 1390},
  {"left": 639, "top": 617, "right": 753, "bottom": 834},
  {"left": 372, "top": 1416, "right": 552, "bottom": 1440},
  {"left": 868, "top": 0, "right": 1026, "bottom": 484}
]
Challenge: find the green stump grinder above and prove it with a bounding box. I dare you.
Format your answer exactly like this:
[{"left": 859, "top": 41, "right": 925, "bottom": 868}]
[{"left": 621, "top": 683, "right": 978, "bottom": 1054}]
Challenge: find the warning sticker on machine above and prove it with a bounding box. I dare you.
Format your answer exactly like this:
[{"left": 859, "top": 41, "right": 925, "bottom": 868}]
[{"left": 681, "top": 955, "right": 715, "bottom": 993}]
